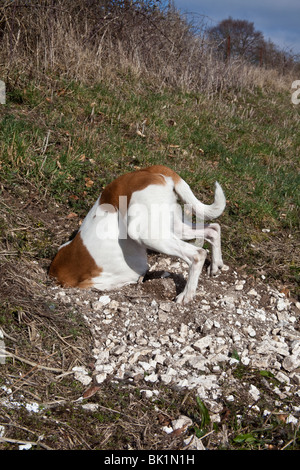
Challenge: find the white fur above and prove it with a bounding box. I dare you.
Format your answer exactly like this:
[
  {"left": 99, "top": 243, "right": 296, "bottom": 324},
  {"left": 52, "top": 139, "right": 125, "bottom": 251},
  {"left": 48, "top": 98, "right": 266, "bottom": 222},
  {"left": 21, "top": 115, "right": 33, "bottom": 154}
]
[
  {"left": 79, "top": 198, "right": 148, "bottom": 290},
  {"left": 77, "top": 173, "right": 225, "bottom": 304}
]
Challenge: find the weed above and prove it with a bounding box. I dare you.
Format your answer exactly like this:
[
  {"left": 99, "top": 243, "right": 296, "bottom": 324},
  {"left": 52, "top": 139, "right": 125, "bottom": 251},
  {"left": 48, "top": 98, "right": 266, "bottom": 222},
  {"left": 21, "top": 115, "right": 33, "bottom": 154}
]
[{"left": 193, "top": 397, "right": 211, "bottom": 438}]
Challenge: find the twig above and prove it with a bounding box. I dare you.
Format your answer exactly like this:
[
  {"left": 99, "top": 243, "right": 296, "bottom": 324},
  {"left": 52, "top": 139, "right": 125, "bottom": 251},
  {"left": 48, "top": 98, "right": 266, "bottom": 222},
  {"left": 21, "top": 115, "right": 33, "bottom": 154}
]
[
  {"left": 280, "top": 438, "right": 295, "bottom": 450},
  {"left": 0, "top": 350, "right": 64, "bottom": 402},
  {"left": 40, "top": 130, "right": 51, "bottom": 171},
  {"left": 46, "top": 324, "right": 84, "bottom": 354},
  {"left": 0, "top": 251, "right": 18, "bottom": 256},
  {"left": 199, "top": 429, "right": 215, "bottom": 440},
  {"left": 0, "top": 436, "right": 53, "bottom": 450},
  {"left": 0, "top": 349, "right": 63, "bottom": 373},
  {"left": 0, "top": 327, "right": 17, "bottom": 342},
  {"left": 55, "top": 370, "right": 75, "bottom": 380}
]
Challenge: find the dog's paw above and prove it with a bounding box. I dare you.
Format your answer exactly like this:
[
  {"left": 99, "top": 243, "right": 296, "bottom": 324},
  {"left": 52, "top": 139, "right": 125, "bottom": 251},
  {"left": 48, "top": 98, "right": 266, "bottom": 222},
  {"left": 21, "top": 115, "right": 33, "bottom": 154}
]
[
  {"left": 175, "top": 291, "right": 194, "bottom": 305},
  {"left": 208, "top": 260, "right": 224, "bottom": 277}
]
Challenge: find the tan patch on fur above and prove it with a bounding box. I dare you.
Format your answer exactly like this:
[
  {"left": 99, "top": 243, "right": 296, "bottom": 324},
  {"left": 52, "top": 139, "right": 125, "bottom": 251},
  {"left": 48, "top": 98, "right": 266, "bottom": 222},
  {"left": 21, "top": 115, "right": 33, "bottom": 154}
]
[
  {"left": 49, "top": 166, "right": 181, "bottom": 288},
  {"left": 99, "top": 165, "right": 181, "bottom": 209},
  {"left": 49, "top": 232, "right": 102, "bottom": 288},
  {"left": 144, "top": 165, "right": 182, "bottom": 184}
]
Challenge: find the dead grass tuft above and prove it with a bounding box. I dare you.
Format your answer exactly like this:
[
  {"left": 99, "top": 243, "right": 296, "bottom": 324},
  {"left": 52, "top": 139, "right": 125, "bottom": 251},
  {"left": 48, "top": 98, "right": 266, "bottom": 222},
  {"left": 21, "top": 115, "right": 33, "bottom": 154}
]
[{"left": 0, "top": 0, "right": 295, "bottom": 96}]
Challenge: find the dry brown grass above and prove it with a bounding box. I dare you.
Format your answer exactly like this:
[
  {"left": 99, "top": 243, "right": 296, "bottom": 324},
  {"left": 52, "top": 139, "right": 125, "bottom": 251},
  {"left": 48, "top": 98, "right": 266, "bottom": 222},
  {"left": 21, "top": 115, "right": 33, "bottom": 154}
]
[{"left": 0, "top": 0, "right": 295, "bottom": 96}]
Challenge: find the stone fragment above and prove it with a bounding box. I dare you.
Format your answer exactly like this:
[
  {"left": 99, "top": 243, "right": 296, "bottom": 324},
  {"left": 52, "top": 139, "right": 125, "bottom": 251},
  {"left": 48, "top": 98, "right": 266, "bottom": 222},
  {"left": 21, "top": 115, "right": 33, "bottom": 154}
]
[
  {"left": 184, "top": 435, "right": 206, "bottom": 450},
  {"left": 221, "top": 296, "right": 236, "bottom": 310},
  {"left": 141, "top": 389, "right": 153, "bottom": 399},
  {"left": 202, "top": 318, "right": 214, "bottom": 332},
  {"left": 256, "top": 339, "right": 289, "bottom": 357},
  {"left": 94, "top": 350, "right": 110, "bottom": 362},
  {"left": 72, "top": 366, "right": 92, "bottom": 386},
  {"left": 235, "top": 280, "right": 245, "bottom": 291},
  {"left": 112, "top": 345, "right": 127, "bottom": 356},
  {"left": 282, "top": 354, "right": 300, "bottom": 372},
  {"left": 221, "top": 265, "right": 230, "bottom": 272},
  {"left": 249, "top": 384, "right": 260, "bottom": 401},
  {"left": 193, "top": 336, "right": 213, "bottom": 352},
  {"left": 241, "top": 356, "right": 250, "bottom": 366},
  {"left": 172, "top": 415, "right": 193, "bottom": 431},
  {"left": 98, "top": 295, "right": 111, "bottom": 305},
  {"left": 81, "top": 403, "right": 99, "bottom": 412},
  {"left": 291, "top": 372, "right": 300, "bottom": 385},
  {"left": 248, "top": 289, "right": 258, "bottom": 296},
  {"left": 158, "top": 311, "right": 168, "bottom": 323},
  {"left": 188, "top": 355, "right": 207, "bottom": 371},
  {"left": 128, "top": 348, "right": 152, "bottom": 364},
  {"left": 254, "top": 309, "right": 266, "bottom": 321},
  {"left": 95, "top": 363, "right": 114, "bottom": 374},
  {"left": 114, "top": 364, "right": 125, "bottom": 380},
  {"left": 291, "top": 340, "right": 300, "bottom": 354},
  {"left": 246, "top": 325, "right": 256, "bottom": 337},
  {"left": 275, "top": 371, "right": 290, "bottom": 384},
  {"left": 144, "top": 373, "right": 158, "bottom": 383},
  {"left": 286, "top": 415, "right": 298, "bottom": 425},
  {"left": 160, "top": 373, "right": 173, "bottom": 384},
  {"left": 139, "top": 360, "right": 156, "bottom": 372},
  {"left": 196, "top": 375, "right": 218, "bottom": 391},
  {"left": 277, "top": 298, "right": 289, "bottom": 312},
  {"left": 180, "top": 323, "right": 188, "bottom": 338},
  {"left": 162, "top": 425, "right": 173, "bottom": 434},
  {"left": 160, "top": 366, "right": 177, "bottom": 384},
  {"left": 96, "top": 372, "right": 107, "bottom": 384},
  {"left": 159, "top": 302, "right": 172, "bottom": 312},
  {"left": 91, "top": 302, "right": 103, "bottom": 311},
  {"left": 109, "top": 300, "right": 119, "bottom": 310},
  {"left": 154, "top": 354, "right": 166, "bottom": 365}
]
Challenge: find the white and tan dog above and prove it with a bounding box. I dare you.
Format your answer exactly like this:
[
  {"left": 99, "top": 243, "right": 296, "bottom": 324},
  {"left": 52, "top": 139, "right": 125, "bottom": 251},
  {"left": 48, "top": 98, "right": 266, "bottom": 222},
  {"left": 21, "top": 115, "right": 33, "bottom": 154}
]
[{"left": 49, "top": 165, "right": 226, "bottom": 304}]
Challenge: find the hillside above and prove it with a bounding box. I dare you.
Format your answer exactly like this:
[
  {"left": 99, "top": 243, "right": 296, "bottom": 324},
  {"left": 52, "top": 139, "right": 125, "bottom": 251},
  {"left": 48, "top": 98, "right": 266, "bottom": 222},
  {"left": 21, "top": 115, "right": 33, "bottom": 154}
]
[
  {"left": 0, "top": 0, "right": 299, "bottom": 452},
  {"left": 1, "top": 76, "right": 299, "bottom": 292}
]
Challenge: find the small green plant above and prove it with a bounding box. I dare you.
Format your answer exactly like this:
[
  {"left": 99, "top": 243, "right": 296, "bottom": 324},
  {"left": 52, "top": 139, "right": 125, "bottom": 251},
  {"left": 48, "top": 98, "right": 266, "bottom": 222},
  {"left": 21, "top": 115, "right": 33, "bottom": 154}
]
[{"left": 192, "top": 397, "right": 211, "bottom": 438}]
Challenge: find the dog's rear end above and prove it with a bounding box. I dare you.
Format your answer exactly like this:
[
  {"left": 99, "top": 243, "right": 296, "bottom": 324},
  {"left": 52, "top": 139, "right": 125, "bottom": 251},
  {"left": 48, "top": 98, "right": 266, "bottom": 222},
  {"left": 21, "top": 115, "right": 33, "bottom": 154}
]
[{"left": 49, "top": 165, "right": 226, "bottom": 303}]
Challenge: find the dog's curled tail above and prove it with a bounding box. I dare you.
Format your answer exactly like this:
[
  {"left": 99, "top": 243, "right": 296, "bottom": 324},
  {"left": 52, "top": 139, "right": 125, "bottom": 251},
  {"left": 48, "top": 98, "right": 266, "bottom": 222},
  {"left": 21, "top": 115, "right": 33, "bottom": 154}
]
[{"left": 174, "top": 178, "right": 226, "bottom": 220}]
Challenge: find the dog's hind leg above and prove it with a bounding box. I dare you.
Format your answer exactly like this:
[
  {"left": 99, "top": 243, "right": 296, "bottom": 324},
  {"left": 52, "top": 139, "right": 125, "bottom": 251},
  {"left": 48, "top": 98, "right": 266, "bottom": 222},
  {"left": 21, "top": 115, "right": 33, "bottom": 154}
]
[
  {"left": 204, "top": 223, "right": 224, "bottom": 275},
  {"left": 173, "top": 217, "right": 224, "bottom": 276},
  {"left": 137, "top": 234, "right": 207, "bottom": 304}
]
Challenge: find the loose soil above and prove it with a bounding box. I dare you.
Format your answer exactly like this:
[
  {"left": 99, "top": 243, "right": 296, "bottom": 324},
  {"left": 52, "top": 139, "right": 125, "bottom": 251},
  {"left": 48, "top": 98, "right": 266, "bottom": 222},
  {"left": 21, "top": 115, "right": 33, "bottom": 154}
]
[{"left": 0, "top": 183, "right": 299, "bottom": 450}]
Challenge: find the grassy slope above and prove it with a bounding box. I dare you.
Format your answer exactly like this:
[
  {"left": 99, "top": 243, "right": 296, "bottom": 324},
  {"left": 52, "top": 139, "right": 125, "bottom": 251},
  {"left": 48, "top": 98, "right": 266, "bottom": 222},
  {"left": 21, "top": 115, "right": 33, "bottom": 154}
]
[
  {"left": 1, "top": 77, "right": 299, "bottom": 292},
  {"left": 0, "top": 75, "right": 299, "bottom": 450}
]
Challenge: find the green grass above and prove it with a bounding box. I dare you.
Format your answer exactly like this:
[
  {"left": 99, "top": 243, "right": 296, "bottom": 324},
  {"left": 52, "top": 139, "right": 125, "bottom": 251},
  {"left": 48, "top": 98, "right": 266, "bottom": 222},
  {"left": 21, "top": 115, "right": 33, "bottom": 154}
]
[{"left": 1, "top": 76, "right": 299, "bottom": 292}]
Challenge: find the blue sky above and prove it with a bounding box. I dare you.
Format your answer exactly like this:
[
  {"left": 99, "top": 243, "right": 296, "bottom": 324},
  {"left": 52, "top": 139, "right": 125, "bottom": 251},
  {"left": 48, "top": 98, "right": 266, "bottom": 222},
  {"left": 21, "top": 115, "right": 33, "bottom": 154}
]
[{"left": 173, "top": 0, "right": 300, "bottom": 55}]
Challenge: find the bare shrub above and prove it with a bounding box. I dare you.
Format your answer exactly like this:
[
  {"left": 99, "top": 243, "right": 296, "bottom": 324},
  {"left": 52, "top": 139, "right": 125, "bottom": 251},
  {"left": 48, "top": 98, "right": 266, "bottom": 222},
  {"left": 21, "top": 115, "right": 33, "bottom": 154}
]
[{"left": 0, "top": 0, "right": 295, "bottom": 95}]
